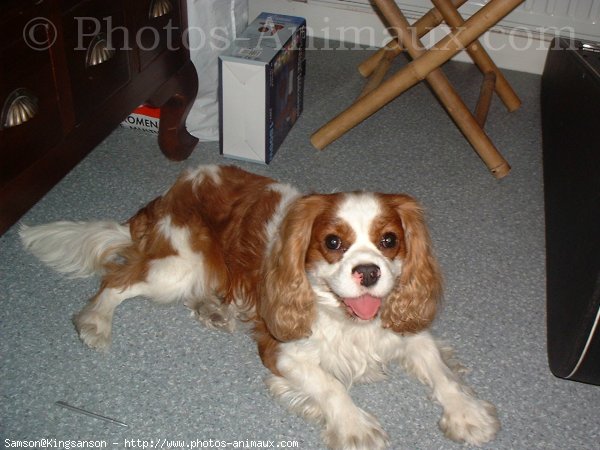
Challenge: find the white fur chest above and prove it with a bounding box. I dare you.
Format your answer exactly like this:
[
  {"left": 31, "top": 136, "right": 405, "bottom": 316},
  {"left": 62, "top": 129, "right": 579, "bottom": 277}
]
[{"left": 285, "top": 307, "right": 404, "bottom": 388}]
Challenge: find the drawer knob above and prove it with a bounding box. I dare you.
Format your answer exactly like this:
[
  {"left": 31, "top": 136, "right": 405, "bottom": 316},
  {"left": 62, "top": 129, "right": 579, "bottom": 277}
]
[
  {"left": 1, "top": 88, "right": 39, "bottom": 129},
  {"left": 86, "top": 34, "right": 115, "bottom": 67},
  {"left": 149, "top": 0, "right": 173, "bottom": 19}
]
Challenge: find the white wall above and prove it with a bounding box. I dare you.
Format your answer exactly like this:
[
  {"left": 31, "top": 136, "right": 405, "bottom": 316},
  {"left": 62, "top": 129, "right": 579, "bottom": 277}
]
[{"left": 249, "top": 0, "right": 600, "bottom": 74}]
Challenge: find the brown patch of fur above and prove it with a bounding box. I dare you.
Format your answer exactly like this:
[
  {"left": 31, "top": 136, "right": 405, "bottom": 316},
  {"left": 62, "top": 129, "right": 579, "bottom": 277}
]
[
  {"left": 368, "top": 205, "right": 407, "bottom": 260},
  {"left": 102, "top": 197, "right": 177, "bottom": 289},
  {"left": 99, "top": 166, "right": 279, "bottom": 300},
  {"left": 306, "top": 196, "right": 356, "bottom": 265},
  {"left": 377, "top": 194, "right": 443, "bottom": 334},
  {"left": 259, "top": 195, "right": 335, "bottom": 342},
  {"left": 254, "top": 320, "right": 282, "bottom": 376}
]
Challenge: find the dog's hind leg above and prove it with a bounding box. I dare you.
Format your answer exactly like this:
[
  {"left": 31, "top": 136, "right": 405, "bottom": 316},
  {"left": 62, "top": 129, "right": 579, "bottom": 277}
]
[
  {"left": 73, "top": 283, "right": 145, "bottom": 350},
  {"left": 185, "top": 294, "right": 239, "bottom": 332}
]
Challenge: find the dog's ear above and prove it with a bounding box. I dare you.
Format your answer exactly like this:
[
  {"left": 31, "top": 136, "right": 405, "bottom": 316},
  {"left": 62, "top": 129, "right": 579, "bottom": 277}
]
[
  {"left": 380, "top": 195, "right": 442, "bottom": 334},
  {"left": 259, "top": 195, "right": 326, "bottom": 342}
]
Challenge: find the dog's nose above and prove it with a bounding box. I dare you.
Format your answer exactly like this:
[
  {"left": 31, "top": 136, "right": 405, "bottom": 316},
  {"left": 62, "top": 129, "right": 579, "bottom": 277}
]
[{"left": 352, "top": 264, "right": 381, "bottom": 287}]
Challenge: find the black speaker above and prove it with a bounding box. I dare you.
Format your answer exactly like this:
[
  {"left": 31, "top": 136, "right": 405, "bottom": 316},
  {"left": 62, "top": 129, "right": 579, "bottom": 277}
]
[{"left": 541, "top": 37, "right": 600, "bottom": 385}]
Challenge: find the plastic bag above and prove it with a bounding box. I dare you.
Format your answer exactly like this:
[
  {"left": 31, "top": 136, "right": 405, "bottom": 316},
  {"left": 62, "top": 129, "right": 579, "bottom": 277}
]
[{"left": 186, "top": 0, "right": 249, "bottom": 141}]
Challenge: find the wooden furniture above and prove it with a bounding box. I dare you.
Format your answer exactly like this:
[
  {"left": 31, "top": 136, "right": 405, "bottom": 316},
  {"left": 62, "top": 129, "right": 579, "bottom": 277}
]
[
  {"left": 311, "top": 0, "right": 524, "bottom": 179},
  {"left": 542, "top": 37, "right": 600, "bottom": 386},
  {"left": 0, "top": 0, "right": 199, "bottom": 235}
]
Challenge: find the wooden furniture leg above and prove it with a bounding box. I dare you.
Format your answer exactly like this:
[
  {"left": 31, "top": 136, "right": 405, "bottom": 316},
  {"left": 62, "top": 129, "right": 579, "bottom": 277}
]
[
  {"left": 358, "top": 0, "right": 468, "bottom": 80},
  {"left": 149, "top": 60, "right": 199, "bottom": 161},
  {"left": 358, "top": 52, "right": 393, "bottom": 99},
  {"left": 359, "top": 0, "right": 521, "bottom": 110},
  {"left": 475, "top": 72, "right": 497, "bottom": 127},
  {"left": 374, "top": 0, "right": 511, "bottom": 178},
  {"left": 431, "top": 0, "right": 521, "bottom": 112},
  {"left": 311, "top": 0, "right": 523, "bottom": 178}
]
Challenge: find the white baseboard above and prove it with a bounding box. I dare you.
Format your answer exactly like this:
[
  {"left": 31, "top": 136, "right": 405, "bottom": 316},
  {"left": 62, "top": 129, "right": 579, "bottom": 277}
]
[{"left": 249, "top": 0, "right": 550, "bottom": 74}]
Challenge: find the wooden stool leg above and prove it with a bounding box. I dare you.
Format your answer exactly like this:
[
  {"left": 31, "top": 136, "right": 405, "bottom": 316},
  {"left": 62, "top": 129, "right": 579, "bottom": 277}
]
[
  {"left": 311, "top": 0, "right": 523, "bottom": 178},
  {"left": 358, "top": 0, "right": 469, "bottom": 78},
  {"left": 359, "top": 39, "right": 402, "bottom": 79},
  {"left": 431, "top": 0, "right": 521, "bottom": 112},
  {"left": 475, "top": 72, "right": 496, "bottom": 127},
  {"left": 426, "top": 71, "right": 510, "bottom": 178},
  {"left": 358, "top": 54, "right": 393, "bottom": 99},
  {"left": 371, "top": 0, "right": 511, "bottom": 175}
]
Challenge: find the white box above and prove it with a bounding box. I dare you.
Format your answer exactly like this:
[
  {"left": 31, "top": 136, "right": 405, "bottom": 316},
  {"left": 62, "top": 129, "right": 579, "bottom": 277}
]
[{"left": 219, "top": 12, "right": 306, "bottom": 163}]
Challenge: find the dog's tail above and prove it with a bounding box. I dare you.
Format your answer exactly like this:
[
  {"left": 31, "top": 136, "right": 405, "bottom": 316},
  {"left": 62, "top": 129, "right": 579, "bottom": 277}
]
[{"left": 20, "top": 221, "right": 131, "bottom": 278}]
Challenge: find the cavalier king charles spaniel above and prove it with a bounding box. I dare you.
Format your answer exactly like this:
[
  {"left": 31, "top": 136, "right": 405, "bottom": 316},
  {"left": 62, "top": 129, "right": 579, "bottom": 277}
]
[{"left": 21, "top": 165, "right": 499, "bottom": 449}]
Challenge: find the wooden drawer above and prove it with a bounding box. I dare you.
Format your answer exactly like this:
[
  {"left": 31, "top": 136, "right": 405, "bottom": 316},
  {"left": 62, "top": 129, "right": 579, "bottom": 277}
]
[
  {"left": 0, "top": 22, "right": 63, "bottom": 188},
  {"left": 62, "top": 0, "right": 131, "bottom": 122},
  {"left": 131, "top": 0, "right": 184, "bottom": 71}
]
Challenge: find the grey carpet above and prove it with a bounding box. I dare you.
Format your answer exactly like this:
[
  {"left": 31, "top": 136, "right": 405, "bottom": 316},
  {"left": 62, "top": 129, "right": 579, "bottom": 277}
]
[{"left": 2, "top": 42, "right": 599, "bottom": 450}]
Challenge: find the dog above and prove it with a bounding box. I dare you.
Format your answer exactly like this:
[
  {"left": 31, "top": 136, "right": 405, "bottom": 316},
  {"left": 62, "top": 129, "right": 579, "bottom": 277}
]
[{"left": 20, "top": 165, "right": 499, "bottom": 449}]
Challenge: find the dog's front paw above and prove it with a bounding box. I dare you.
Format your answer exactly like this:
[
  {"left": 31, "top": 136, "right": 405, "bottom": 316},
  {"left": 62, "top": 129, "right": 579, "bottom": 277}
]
[
  {"left": 72, "top": 307, "right": 112, "bottom": 351},
  {"left": 439, "top": 397, "right": 500, "bottom": 446},
  {"left": 323, "top": 408, "right": 389, "bottom": 450}
]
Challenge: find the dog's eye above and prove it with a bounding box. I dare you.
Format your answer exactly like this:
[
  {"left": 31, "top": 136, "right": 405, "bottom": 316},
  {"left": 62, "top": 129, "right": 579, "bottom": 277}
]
[
  {"left": 380, "top": 232, "right": 397, "bottom": 249},
  {"left": 325, "top": 234, "right": 342, "bottom": 250}
]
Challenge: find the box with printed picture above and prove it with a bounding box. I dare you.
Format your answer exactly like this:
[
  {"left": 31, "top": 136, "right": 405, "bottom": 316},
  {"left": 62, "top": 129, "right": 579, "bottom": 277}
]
[{"left": 219, "top": 12, "right": 306, "bottom": 163}]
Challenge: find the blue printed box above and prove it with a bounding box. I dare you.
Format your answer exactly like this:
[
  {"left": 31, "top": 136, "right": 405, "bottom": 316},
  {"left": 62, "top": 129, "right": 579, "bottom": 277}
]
[{"left": 219, "top": 12, "right": 306, "bottom": 163}]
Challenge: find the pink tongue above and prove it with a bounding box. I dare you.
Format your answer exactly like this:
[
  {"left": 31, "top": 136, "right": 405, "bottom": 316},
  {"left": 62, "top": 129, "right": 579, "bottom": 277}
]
[{"left": 342, "top": 295, "right": 382, "bottom": 320}]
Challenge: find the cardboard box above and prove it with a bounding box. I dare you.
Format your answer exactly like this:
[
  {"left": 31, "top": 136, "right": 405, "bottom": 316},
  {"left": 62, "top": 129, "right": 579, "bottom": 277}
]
[
  {"left": 121, "top": 105, "right": 160, "bottom": 134},
  {"left": 219, "top": 12, "right": 306, "bottom": 163}
]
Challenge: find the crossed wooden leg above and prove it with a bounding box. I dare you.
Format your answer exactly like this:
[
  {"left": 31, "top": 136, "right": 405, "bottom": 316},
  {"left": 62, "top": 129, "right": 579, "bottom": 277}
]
[{"left": 311, "top": 0, "right": 524, "bottom": 179}]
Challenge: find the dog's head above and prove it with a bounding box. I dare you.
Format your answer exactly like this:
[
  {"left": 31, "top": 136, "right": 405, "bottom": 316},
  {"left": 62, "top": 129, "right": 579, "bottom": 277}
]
[{"left": 259, "top": 192, "right": 442, "bottom": 342}]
